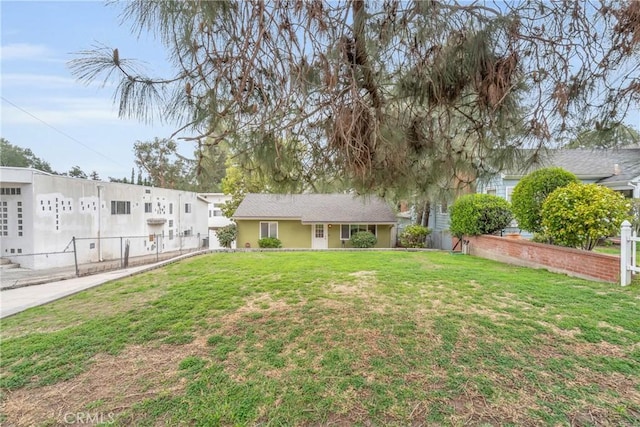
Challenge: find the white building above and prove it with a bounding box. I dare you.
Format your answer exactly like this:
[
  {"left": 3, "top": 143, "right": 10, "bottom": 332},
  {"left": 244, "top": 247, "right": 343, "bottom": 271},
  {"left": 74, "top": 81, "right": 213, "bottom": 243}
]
[
  {"left": 198, "top": 193, "right": 235, "bottom": 249},
  {"left": 0, "top": 167, "right": 208, "bottom": 269}
]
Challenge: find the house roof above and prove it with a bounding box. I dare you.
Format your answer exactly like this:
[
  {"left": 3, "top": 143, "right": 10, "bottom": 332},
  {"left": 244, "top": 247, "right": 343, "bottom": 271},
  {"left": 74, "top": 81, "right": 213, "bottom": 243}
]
[
  {"left": 505, "top": 149, "right": 640, "bottom": 185},
  {"left": 233, "top": 193, "right": 397, "bottom": 224}
]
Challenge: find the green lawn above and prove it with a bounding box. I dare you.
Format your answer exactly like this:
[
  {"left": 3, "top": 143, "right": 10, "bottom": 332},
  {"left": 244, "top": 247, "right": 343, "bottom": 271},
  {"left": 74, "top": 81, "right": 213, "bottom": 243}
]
[{"left": 1, "top": 252, "right": 639, "bottom": 426}]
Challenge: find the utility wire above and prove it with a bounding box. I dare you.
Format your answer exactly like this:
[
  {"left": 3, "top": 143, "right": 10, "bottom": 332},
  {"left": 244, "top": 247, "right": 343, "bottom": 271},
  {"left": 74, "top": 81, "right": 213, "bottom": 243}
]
[{"left": 1, "top": 95, "right": 125, "bottom": 167}]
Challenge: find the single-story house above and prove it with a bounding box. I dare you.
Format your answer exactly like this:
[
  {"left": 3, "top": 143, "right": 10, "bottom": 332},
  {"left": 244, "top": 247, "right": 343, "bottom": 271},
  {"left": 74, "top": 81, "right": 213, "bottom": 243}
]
[
  {"left": 233, "top": 193, "right": 397, "bottom": 249},
  {"left": 428, "top": 148, "right": 640, "bottom": 247}
]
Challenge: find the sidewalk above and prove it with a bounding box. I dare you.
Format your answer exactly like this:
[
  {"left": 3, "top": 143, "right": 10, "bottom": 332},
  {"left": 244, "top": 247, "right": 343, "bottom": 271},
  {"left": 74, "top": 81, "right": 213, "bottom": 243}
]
[{"left": 0, "top": 250, "right": 208, "bottom": 319}]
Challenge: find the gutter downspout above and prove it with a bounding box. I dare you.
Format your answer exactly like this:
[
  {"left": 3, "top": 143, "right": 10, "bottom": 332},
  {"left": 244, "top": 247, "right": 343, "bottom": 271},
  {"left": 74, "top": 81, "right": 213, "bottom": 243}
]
[{"left": 97, "top": 184, "right": 104, "bottom": 261}]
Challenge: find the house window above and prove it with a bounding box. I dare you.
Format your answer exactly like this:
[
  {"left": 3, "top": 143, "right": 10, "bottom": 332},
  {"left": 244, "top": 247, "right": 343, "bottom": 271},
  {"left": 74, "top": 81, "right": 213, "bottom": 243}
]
[
  {"left": 169, "top": 203, "right": 173, "bottom": 214},
  {"left": 315, "top": 224, "right": 324, "bottom": 238},
  {"left": 144, "top": 202, "right": 152, "bottom": 213},
  {"left": 110, "top": 200, "right": 131, "bottom": 215},
  {"left": 0, "top": 187, "right": 20, "bottom": 195},
  {"left": 260, "top": 222, "right": 278, "bottom": 238},
  {"left": 439, "top": 202, "right": 448, "bottom": 214},
  {"left": 185, "top": 203, "right": 191, "bottom": 213},
  {"left": 340, "top": 224, "right": 377, "bottom": 240},
  {"left": 169, "top": 220, "right": 174, "bottom": 227},
  {"left": 505, "top": 186, "right": 515, "bottom": 203}
]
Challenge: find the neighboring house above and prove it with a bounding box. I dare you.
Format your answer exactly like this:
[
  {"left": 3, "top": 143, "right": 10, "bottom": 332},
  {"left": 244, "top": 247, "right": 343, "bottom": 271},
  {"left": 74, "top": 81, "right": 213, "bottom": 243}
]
[
  {"left": 198, "top": 193, "right": 234, "bottom": 249},
  {"left": 0, "top": 167, "right": 208, "bottom": 269},
  {"left": 233, "top": 193, "right": 397, "bottom": 249},
  {"left": 428, "top": 148, "right": 640, "bottom": 247}
]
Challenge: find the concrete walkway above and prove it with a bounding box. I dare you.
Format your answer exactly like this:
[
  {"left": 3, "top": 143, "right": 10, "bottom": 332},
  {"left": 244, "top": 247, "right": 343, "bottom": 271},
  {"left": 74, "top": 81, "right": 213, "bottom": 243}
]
[{"left": 0, "top": 251, "right": 207, "bottom": 319}]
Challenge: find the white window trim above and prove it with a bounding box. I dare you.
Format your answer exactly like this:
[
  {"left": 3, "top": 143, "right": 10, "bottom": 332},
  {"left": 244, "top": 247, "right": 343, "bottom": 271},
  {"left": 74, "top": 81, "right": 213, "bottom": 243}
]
[
  {"left": 505, "top": 186, "right": 515, "bottom": 203},
  {"left": 340, "top": 224, "right": 377, "bottom": 240},
  {"left": 259, "top": 221, "right": 278, "bottom": 239}
]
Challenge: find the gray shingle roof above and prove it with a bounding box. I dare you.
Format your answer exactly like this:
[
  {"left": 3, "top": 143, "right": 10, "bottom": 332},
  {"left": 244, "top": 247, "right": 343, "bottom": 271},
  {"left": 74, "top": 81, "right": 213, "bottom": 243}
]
[
  {"left": 233, "top": 193, "right": 397, "bottom": 223},
  {"left": 507, "top": 149, "right": 640, "bottom": 183}
]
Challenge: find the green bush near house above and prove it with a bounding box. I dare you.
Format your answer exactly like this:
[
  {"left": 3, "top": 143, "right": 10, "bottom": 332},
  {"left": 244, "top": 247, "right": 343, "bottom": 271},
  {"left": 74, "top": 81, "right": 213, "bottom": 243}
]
[
  {"left": 541, "top": 182, "right": 631, "bottom": 251},
  {"left": 349, "top": 231, "right": 377, "bottom": 248},
  {"left": 449, "top": 194, "right": 513, "bottom": 238},
  {"left": 399, "top": 225, "right": 431, "bottom": 248},
  {"left": 258, "top": 237, "right": 282, "bottom": 248},
  {"left": 215, "top": 224, "right": 237, "bottom": 248},
  {"left": 511, "top": 167, "right": 578, "bottom": 233}
]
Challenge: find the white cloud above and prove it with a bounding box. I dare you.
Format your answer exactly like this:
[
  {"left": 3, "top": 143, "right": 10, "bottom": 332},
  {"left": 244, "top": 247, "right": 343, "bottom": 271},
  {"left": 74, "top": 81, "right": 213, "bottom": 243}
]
[
  {"left": 1, "top": 97, "right": 122, "bottom": 126},
  {"left": 1, "top": 73, "right": 77, "bottom": 88},
  {"left": 0, "top": 43, "right": 60, "bottom": 62}
]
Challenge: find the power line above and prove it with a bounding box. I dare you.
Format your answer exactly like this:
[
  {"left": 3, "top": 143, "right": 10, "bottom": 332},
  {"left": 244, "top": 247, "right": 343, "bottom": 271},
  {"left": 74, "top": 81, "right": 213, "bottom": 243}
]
[{"left": 1, "top": 95, "right": 126, "bottom": 167}]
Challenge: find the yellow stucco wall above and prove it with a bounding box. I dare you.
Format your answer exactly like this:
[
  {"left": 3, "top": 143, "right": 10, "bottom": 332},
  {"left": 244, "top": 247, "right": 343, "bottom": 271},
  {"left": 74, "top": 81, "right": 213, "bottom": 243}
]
[
  {"left": 236, "top": 220, "right": 311, "bottom": 248},
  {"left": 237, "top": 220, "right": 394, "bottom": 249}
]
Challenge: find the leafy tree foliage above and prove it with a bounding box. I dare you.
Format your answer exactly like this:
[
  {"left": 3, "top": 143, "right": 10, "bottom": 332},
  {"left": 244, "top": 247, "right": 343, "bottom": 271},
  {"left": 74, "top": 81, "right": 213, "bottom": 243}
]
[
  {"left": 67, "top": 166, "right": 88, "bottom": 179},
  {"left": 0, "top": 138, "right": 54, "bottom": 173},
  {"left": 215, "top": 224, "right": 237, "bottom": 249},
  {"left": 511, "top": 167, "right": 579, "bottom": 233},
  {"left": 399, "top": 225, "right": 431, "bottom": 248},
  {"left": 541, "top": 183, "right": 630, "bottom": 251},
  {"left": 69, "top": 1, "right": 640, "bottom": 197},
  {"left": 349, "top": 231, "right": 378, "bottom": 248},
  {"left": 449, "top": 194, "right": 513, "bottom": 238}
]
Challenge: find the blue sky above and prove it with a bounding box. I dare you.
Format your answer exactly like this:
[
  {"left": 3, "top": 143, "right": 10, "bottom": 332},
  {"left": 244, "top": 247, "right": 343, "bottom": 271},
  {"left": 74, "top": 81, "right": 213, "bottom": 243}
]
[{"left": 1, "top": 0, "right": 184, "bottom": 180}]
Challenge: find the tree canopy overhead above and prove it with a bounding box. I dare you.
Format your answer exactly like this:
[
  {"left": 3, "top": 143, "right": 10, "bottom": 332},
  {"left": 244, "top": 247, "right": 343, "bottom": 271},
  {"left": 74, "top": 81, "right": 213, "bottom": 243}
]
[{"left": 70, "top": 0, "right": 640, "bottom": 196}]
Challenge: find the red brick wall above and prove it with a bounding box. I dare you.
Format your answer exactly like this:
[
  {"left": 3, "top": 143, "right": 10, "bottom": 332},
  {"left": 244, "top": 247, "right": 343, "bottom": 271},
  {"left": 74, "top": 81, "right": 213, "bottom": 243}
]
[{"left": 465, "top": 235, "right": 619, "bottom": 283}]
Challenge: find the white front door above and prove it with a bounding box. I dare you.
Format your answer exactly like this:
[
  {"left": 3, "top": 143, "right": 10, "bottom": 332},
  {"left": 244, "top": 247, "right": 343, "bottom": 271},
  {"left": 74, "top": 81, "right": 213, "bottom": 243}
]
[{"left": 311, "top": 223, "right": 328, "bottom": 249}]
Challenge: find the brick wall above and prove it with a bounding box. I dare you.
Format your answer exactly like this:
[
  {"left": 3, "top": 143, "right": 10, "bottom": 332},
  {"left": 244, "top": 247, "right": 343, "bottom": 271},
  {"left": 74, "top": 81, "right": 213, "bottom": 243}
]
[{"left": 465, "top": 235, "right": 619, "bottom": 283}]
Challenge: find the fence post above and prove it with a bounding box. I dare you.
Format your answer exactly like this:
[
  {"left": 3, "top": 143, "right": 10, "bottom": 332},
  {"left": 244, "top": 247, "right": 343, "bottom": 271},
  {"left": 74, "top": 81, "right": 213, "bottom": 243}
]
[
  {"left": 120, "top": 237, "right": 123, "bottom": 269},
  {"left": 156, "top": 234, "right": 159, "bottom": 262},
  {"left": 621, "top": 220, "right": 632, "bottom": 286},
  {"left": 72, "top": 236, "right": 79, "bottom": 277}
]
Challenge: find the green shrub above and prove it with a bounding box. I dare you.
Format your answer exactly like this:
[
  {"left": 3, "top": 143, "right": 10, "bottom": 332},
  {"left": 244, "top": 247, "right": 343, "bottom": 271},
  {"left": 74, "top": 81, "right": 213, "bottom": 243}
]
[
  {"left": 399, "top": 225, "right": 431, "bottom": 248},
  {"left": 215, "top": 224, "right": 237, "bottom": 248},
  {"left": 258, "top": 237, "right": 282, "bottom": 248},
  {"left": 350, "top": 231, "right": 377, "bottom": 248},
  {"left": 449, "top": 194, "right": 513, "bottom": 238},
  {"left": 511, "top": 167, "right": 578, "bottom": 233},
  {"left": 630, "top": 198, "right": 640, "bottom": 234},
  {"left": 541, "top": 183, "right": 631, "bottom": 250}
]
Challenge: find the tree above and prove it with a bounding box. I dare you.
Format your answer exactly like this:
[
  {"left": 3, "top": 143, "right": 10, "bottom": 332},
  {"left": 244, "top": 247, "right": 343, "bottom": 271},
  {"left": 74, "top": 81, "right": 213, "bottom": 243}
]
[
  {"left": 89, "top": 170, "right": 101, "bottom": 180},
  {"left": 220, "top": 160, "right": 267, "bottom": 218},
  {"left": 565, "top": 123, "right": 640, "bottom": 149},
  {"left": 511, "top": 167, "right": 579, "bottom": 234},
  {"left": 215, "top": 224, "right": 237, "bottom": 249},
  {"left": 70, "top": 1, "right": 640, "bottom": 196},
  {"left": 541, "top": 183, "right": 630, "bottom": 250},
  {"left": 0, "top": 138, "right": 54, "bottom": 173},
  {"left": 133, "top": 138, "right": 193, "bottom": 190},
  {"left": 449, "top": 194, "right": 513, "bottom": 238},
  {"left": 68, "top": 166, "right": 88, "bottom": 179}
]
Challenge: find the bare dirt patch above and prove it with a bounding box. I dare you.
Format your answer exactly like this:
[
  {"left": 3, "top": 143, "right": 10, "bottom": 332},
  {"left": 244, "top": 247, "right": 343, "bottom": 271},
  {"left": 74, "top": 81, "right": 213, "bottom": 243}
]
[{"left": 1, "top": 336, "right": 209, "bottom": 427}]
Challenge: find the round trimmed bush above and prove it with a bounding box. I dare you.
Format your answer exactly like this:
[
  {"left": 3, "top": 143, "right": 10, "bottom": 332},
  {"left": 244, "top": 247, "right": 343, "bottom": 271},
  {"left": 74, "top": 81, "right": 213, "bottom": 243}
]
[
  {"left": 258, "top": 237, "right": 282, "bottom": 248},
  {"left": 541, "top": 182, "right": 630, "bottom": 250},
  {"left": 511, "top": 167, "right": 578, "bottom": 233},
  {"left": 350, "top": 231, "right": 377, "bottom": 248},
  {"left": 449, "top": 194, "right": 513, "bottom": 238},
  {"left": 399, "top": 225, "right": 431, "bottom": 248}
]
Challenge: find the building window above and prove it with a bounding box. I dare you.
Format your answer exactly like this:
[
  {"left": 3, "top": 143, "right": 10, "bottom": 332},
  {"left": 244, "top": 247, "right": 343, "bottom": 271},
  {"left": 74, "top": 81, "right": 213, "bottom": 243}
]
[
  {"left": 184, "top": 229, "right": 192, "bottom": 237},
  {"left": 169, "top": 229, "right": 174, "bottom": 240},
  {"left": 1, "top": 187, "right": 21, "bottom": 195},
  {"left": 169, "top": 220, "right": 173, "bottom": 227},
  {"left": 144, "top": 202, "right": 152, "bottom": 213},
  {"left": 340, "top": 224, "right": 377, "bottom": 240},
  {"left": 260, "top": 222, "right": 278, "bottom": 238},
  {"left": 110, "top": 200, "right": 131, "bottom": 215},
  {"left": 439, "top": 202, "right": 448, "bottom": 214},
  {"left": 315, "top": 224, "right": 324, "bottom": 238},
  {"left": 169, "top": 203, "right": 173, "bottom": 214},
  {"left": 505, "top": 186, "right": 515, "bottom": 203},
  {"left": 185, "top": 203, "right": 192, "bottom": 213}
]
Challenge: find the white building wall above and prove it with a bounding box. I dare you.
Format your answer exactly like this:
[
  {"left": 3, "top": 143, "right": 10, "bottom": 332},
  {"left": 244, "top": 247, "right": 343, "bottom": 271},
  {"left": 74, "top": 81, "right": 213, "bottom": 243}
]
[
  {"left": 0, "top": 168, "right": 208, "bottom": 270},
  {"left": 198, "top": 193, "right": 234, "bottom": 249}
]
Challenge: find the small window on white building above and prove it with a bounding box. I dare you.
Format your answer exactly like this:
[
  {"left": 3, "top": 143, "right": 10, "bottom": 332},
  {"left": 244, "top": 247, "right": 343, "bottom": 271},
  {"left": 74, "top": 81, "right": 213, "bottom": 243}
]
[
  {"left": 144, "top": 202, "right": 152, "bottom": 213},
  {"left": 185, "top": 203, "right": 191, "bottom": 213},
  {"left": 111, "top": 201, "right": 131, "bottom": 215}
]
